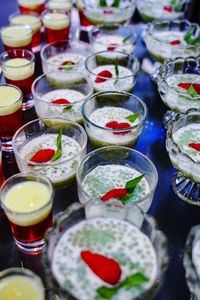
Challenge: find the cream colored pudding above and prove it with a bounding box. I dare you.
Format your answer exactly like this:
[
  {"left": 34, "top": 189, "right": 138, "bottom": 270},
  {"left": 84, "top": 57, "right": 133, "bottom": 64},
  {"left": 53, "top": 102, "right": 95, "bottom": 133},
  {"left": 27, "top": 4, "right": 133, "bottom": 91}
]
[
  {"left": 1, "top": 25, "right": 32, "bottom": 47},
  {"left": 3, "top": 58, "right": 34, "bottom": 81},
  {"left": 18, "top": 0, "right": 45, "bottom": 8},
  {"left": 0, "top": 274, "right": 44, "bottom": 300},
  {"left": 43, "top": 13, "right": 69, "bottom": 30},
  {"left": 3, "top": 181, "right": 51, "bottom": 226},
  {"left": 192, "top": 239, "right": 200, "bottom": 280},
  {"left": 0, "top": 86, "right": 22, "bottom": 116},
  {"left": 11, "top": 14, "right": 41, "bottom": 34},
  {"left": 20, "top": 134, "right": 82, "bottom": 186},
  {"left": 35, "top": 89, "right": 85, "bottom": 122},
  {"left": 51, "top": 218, "right": 157, "bottom": 300},
  {"left": 92, "top": 65, "right": 134, "bottom": 92},
  {"left": 48, "top": 0, "right": 72, "bottom": 11}
]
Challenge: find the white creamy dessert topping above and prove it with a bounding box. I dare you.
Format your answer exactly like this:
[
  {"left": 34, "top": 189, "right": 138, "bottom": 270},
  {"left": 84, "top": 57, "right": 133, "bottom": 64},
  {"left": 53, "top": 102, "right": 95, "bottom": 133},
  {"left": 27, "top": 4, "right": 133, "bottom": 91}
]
[
  {"left": 4, "top": 58, "right": 34, "bottom": 81},
  {"left": 11, "top": 14, "right": 41, "bottom": 33},
  {"left": 0, "top": 86, "right": 22, "bottom": 116},
  {"left": 43, "top": 13, "right": 69, "bottom": 30},
  {"left": 1, "top": 26, "right": 32, "bottom": 47},
  {"left": 166, "top": 74, "right": 200, "bottom": 93}
]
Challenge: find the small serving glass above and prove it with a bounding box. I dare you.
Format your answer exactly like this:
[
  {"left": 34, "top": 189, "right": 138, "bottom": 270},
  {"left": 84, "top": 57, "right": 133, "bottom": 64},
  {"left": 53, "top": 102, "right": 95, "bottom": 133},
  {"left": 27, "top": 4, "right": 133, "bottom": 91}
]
[
  {"left": 17, "top": 0, "right": 46, "bottom": 14},
  {"left": 144, "top": 20, "right": 200, "bottom": 63},
  {"left": 12, "top": 117, "right": 87, "bottom": 188},
  {"left": 42, "top": 202, "right": 168, "bottom": 300},
  {"left": 82, "top": 91, "right": 147, "bottom": 148},
  {"left": 166, "top": 109, "right": 200, "bottom": 205},
  {"left": 77, "top": 146, "right": 158, "bottom": 212},
  {"left": 47, "top": 0, "right": 72, "bottom": 12}
]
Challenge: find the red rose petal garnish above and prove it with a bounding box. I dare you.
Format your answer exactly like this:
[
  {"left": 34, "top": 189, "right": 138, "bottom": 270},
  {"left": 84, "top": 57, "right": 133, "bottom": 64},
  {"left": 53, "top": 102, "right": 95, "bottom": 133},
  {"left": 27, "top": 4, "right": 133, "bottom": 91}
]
[
  {"left": 61, "top": 60, "right": 75, "bottom": 66},
  {"left": 105, "top": 121, "right": 119, "bottom": 128},
  {"left": 170, "top": 40, "right": 181, "bottom": 45},
  {"left": 189, "top": 143, "right": 200, "bottom": 152},
  {"left": 51, "top": 98, "right": 71, "bottom": 105},
  {"left": 105, "top": 121, "right": 131, "bottom": 134},
  {"left": 81, "top": 250, "right": 122, "bottom": 285},
  {"left": 178, "top": 83, "right": 200, "bottom": 95},
  {"left": 192, "top": 84, "right": 200, "bottom": 94},
  {"left": 29, "top": 149, "right": 55, "bottom": 163},
  {"left": 163, "top": 5, "right": 173, "bottom": 12},
  {"left": 107, "top": 43, "right": 118, "bottom": 51},
  {"left": 103, "top": 8, "right": 113, "bottom": 15},
  {"left": 95, "top": 70, "right": 112, "bottom": 83},
  {"left": 101, "top": 188, "right": 128, "bottom": 201}
]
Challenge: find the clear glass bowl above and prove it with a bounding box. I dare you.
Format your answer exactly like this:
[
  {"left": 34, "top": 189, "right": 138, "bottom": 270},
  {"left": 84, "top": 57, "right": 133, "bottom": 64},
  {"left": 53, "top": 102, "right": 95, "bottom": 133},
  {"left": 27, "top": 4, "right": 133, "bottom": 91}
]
[
  {"left": 82, "top": 91, "right": 147, "bottom": 148},
  {"left": 166, "top": 109, "right": 200, "bottom": 204},
  {"left": 42, "top": 202, "right": 168, "bottom": 300},
  {"left": 76, "top": 146, "right": 158, "bottom": 212},
  {"left": 85, "top": 51, "right": 139, "bottom": 93},
  {"left": 12, "top": 117, "right": 87, "bottom": 188},
  {"left": 144, "top": 20, "right": 200, "bottom": 62},
  {"left": 90, "top": 24, "right": 137, "bottom": 56},
  {"left": 137, "top": 0, "right": 191, "bottom": 22},
  {"left": 40, "top": 39, "right": 93, "bottom": 74},
  {"left": 32, "top": 71, "right": 93, "bottom": 124},
  {"left": 82, "top": 0, "right": 136, "bottom": 25}
]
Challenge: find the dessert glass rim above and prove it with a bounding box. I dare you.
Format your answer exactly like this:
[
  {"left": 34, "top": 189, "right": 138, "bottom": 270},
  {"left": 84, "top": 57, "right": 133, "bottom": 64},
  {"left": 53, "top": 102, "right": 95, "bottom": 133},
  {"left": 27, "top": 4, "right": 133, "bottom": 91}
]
[
  {"left": 85, "top": 50, "right": 140, "bottom": 79},
  {"left": 42, "top": 9, "right": 70, "bottom": 21},
  {"left": 76, "top": 145, "right": 158, "bottom": 205},
  {"left": 1, "top": 24, "right": 33, "bottom": 39},
  {"left": 12, "top": 117, "right": 88, "bottom": 167},
  {"left": 84, "top": 0, "right": 136, "bottom": 10},
  {"left": 0, "top": 172, "right": 55, "bottom": 216},
  {"left": 166, "top": 108, "right": 200, "bottom": 164},
  {"left": 157, "top": 56, "right": 200, "bottom": 100},
  {"left": 9, "top": 11, "right": 42, "bottom": 26},
  {"left": 0, "top": 83, "right": 23, "bottom": 107},
  {"left": 32, "top": 70, "right": 94, "bottom": 105},
  {"left": 0, "top": 49, "right": 35, "bottom": 69},
  {"left": 82, "top": 90, "right": 147, "bottom": 132}
]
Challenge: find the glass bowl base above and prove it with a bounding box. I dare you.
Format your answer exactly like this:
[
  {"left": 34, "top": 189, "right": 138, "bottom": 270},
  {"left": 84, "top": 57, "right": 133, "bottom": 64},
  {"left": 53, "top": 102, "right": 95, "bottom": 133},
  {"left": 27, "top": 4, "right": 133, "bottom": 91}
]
[{"left": 163, "top": 110, "right": 177, "bottom": 129}]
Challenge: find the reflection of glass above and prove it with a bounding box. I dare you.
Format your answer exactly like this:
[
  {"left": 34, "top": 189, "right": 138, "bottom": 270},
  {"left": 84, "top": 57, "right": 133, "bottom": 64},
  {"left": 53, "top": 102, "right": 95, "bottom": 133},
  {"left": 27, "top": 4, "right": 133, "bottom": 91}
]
[
  {"left": 0, "top": 268, "right": 45, "bottom": 299},
  {"left": 0, "top": 141, "right": 5, "bottom": 186},
  {"left": 77, "top": 146, "right": 158, "bottom": 212},
  {"left": 43, "top": 202, "right": 168, "bottom": 300},
  {"left": 18, "top": 0, "right": 46, "bottom": 14},
  {"left": 1, "top": 173, "right": 54, "bottom": 255}
]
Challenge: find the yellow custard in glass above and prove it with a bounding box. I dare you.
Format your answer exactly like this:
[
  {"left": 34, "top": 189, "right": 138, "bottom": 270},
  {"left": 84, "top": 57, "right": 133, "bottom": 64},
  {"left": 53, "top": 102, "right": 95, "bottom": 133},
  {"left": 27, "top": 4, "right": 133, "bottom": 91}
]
[
  {"left": 4, "top": 58, "right": 34, "bottom": 81},
  {"left": 11, "top": 15, "right": 41, "bottom": 34},
  {"left": 1, "top": 25, "right": 32, "bottom": 47},
  {"left": 0, "top": 86, "right": 22, "bottom": 116},
  {"left": 43, "top": 13, "right": 69, "bottom": 30}
]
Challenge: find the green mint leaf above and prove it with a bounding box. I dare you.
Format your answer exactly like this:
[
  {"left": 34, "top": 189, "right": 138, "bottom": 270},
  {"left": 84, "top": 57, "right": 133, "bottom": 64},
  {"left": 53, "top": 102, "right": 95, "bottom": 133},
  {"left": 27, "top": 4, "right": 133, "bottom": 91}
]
[
  {"left": 64, "top": 61, "right": 74, "bottom": 71},
  {"left": 99, "top": 0, "right": 107, "bottom": 6},
  {"left": 184, "top": 26, "right": 200, "bottom": 45},
  {"left": 122, "top": 35, "right": 132, "bottom": 43},
  {"left": 120, "top": 192, "right": 135, "bottom": 204},
  {"left": 51, "top": 128, "right": 62, "bottom": 162},
  {"left": 111, "top": 0, "right": 120, "bottom": 7},
  {"left": 169, "top": 0, "right": 176, "bottom": 5},
  {"left": 114, "top": 57, "right": 119, "bottom": 85},
  {"left": 126, "top": 112, "right": 142, "bottom": 123},
  {"left": 63, "top": 105, "right": 73, "bottom": 112},
  {"left": 97, "top": 273, "right": 149, "bottom": 299},
  {"left": 187, "top": 85, "right": 198, "bottom": 97},
  {"left": 174, "top": 3, "right": 182, "bottom": 12},
  {"left": 125, "top": 174, "right": 145, "bottom": 193}
]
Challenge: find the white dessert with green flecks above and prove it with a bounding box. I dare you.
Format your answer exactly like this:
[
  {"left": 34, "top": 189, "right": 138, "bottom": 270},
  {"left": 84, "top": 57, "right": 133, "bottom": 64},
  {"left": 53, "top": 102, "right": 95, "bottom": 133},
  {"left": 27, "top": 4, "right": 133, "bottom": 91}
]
[
  {"left": 51, "top": 217, "right": 157, "bottom": 300},
  {"left": 35, "top": 89, "right": 85, "bottom": 123},
  {"left": 91, "top": 65, "right": 134, "bottom": 92},
  {"left": 19, "top": 134, "right": 82, "bottom": 186},
  {"left": 86, "top": 106, "right": 141, "bottom": 146},
  {"left": 159, "top": 74, "right": 200, "bottom": 112},
  {"left": 192, "top": 239, "right": 200, "bottom": 280}
]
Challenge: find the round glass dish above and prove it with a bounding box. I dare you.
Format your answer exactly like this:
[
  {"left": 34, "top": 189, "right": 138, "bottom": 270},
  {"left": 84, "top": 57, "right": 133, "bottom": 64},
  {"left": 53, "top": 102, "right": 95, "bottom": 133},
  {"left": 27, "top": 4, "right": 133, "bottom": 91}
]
[
  {"left": 42, "top": 202, "right": 168, "bottom": 300},
  {"left": 144, "top": 20, "right": 200, "bottom": 62}
]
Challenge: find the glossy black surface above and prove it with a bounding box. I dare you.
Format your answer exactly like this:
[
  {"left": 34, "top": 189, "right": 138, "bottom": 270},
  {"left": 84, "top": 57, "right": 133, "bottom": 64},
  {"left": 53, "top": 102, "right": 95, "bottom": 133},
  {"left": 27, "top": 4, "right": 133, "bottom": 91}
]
[{"left": 0, "top": 1, "right": 200, "bottom": 300}]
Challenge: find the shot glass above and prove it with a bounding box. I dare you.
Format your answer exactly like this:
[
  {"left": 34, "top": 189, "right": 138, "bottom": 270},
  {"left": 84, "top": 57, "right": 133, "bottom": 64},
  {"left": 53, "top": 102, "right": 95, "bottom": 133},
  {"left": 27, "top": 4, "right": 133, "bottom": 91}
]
[
  {"left": 82, "top": 91, "right": 147, "bottom": 148},
  {"left": 0, "top": 84, "right": 23, "bottom": 151},
  {"left": 0, "top": 173, "right": 54, "bottom": 255},
  {"left": 9, "top": 12, "right": 42, "bottom": 53},
  {"left": 0, "top": 24, "right": 33, "bottom": 51},
  {"left": 32, "top": 71, "right": 93, "bottom": 123},
  {"left": 77, "top": 146, "right": 158, "bottom": 212},
  {"left": 0, "top": 268, "right": 45, "bottom": 299},
  {"left": 17, "top": 0, "right": 46, "bottom": 14},
  {"left": 47, "top": 0, "right": 72, "bottom": 13},
  {"left": 42, "top": 10, "right": 70, "bottom": 43},
  {"left": 12, "top": 118, "right": 87, "bottom": 188}
]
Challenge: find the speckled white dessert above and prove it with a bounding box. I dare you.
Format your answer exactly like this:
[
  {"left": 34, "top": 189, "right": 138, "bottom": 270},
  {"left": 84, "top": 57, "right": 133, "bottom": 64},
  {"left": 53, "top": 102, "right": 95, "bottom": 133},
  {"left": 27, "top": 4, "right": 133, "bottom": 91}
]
[
  {"left": 3, "top": 58, "right": 34, "bottom": 81},
  {"left": 192, "top": 238, "right": 200, "bottom": 281},
  {"left": 51, "top": 217, "right": 157, "bottom": 300},
  {"left": 35, "top": 89, "right": 85, "bottom": 123}
]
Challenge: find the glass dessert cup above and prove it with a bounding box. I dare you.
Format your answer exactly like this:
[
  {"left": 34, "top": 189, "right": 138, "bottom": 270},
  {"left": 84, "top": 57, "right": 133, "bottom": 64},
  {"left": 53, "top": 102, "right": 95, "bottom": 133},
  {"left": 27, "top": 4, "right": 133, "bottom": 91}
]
[
  {"left": 144, "top": 20, "right": 200, "bottom": 63},
  {"left": 76, "top": 146, "right": 158, "bottom": 212},
  {"left": 42, "top": 202, "right": 168, "bottom": 300},
  {"left": 166, "top": 109, "right": 200, "bottom": 205},
  {"left": 82, "top": 0, "right": 136, "bottom": 25},
  {"left": 136, "top": 0, "right": 191, "bottom": 22},
  {"left": 85, "top": 51, "right": 139, "bottom": 93},
  {"left": 0, "top": 24, "right": 33, "bottom": 51},
  {"left": 47, "top": 0, "right": 72, "bottom": 12},
  {"left": 32, "top": 71, "right": 93, "bottom": 124},
  {"left": 82, "top": 91, "right": 147, "bottom": 148},
  {"left": 90, "top": 24, "right": 137, "bottom": 57},
  {"left": 1, "top": 173, "right": 54, "bottom": 255},
  {"left": 0, "top": 84, "right": 23, "bottom": 151},
  {"left": 12, "top": 117, "right": 87, "bottom": 188},
  {"left": 40, "top": 39, "right": 93, "bottom": 74},
  {"left": 9, "top": 12, "right": 42, "bottom": 53},
  {"left": 42, "top": 9, "right": 70, "bottom": 44},
  {"left": 155, "top": 56, "right": 200, "bottom": 128},
  {"left": 17, "top": 0, "right": 46, "bottom": 14},
  {"left": 0, "top": 49, "right": 35, "bottom": 111},
  {"left": 0, "top": 268, "right": 45, "bottom": 299}
]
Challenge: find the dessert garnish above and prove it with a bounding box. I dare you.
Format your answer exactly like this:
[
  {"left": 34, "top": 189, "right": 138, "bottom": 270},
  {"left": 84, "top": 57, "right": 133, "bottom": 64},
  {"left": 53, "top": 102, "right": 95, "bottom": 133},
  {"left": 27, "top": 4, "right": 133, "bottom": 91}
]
[
  {"left": 107, "top": 43, "right": 118, "bottom": 51},
  {"left": 189, "top": 143, "right": 200, "bottom": 152},
  {"left": 122, "top": 35, "right": 132, "bottom": 43},
  {"left": 105, "top": 120, "right": 131, "bottom": 134},
  {"left": 184, "top": 26, "right": 200, "bottom": 45},
  {"left": 163, "top": 5, "right": 173, "bottom": 12},
  {"left": 51, "top": 128, "right": 63, "bottom": 161},
  {"left": 114, "top": 58, "right": 119, "bottom": 85},
  {"left": 126, "top": 112, "right": 141, "bottom": 123},
  {"left": 81, "top": 250, "right": 122, "bottom": 285},
  {"left": 95, "top": 70, "right": 113, "bottom": 83},
  {"left": 51, "top": 98, "right": 71, "bottom": 105},
  {"left": 101, "top": 174, "right": 145, "bottom": 202},
  {"left": 170, "top": 39, "right": 181, "bottom": 45},
  {"left": 59, "top": 60, "right": 75, "bottom": 71},
  {"left": 178, "top": 83, "right": 200, "bottom": 96},
  {"left": 99, "top": 0, "right": 120, "bottom": 7}
]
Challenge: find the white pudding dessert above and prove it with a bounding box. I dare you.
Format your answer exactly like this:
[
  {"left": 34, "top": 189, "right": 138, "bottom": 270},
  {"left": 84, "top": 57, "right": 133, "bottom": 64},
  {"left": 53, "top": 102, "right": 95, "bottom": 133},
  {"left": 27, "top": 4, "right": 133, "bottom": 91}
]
[
  {"left": 3, "top": 58, "right": 34, "bottom": 81},
  {"left": 51, "top": 217, "right": 157, "bottom": 300}
]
